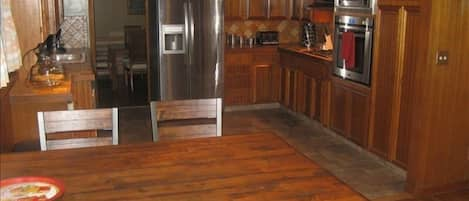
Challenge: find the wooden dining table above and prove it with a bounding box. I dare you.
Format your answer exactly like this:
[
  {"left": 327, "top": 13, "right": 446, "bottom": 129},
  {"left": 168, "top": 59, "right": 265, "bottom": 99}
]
[{"left": 0, "top": 133, "right": 368, "bottom": 201}]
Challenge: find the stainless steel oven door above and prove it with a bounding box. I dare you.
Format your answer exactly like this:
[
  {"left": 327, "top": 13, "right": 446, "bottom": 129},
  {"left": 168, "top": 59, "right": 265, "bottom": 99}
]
[
  {"left": 338, "top": 0, "right": 369, "bottom": 7},
  {"left": 335, "top": 0, "right": 375, "bottom": 14},
  {"left": 333, "top": 23, "right": 373, "bottom": 85}
]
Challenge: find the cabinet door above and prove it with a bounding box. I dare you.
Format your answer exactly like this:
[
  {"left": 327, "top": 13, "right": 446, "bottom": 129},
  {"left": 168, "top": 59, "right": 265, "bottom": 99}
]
[
  {"left": 309, "top": 8, "right": 333, "bottom": 23},
  {"left": 72, "top": 80, "right": 96, "bottom": 109},
  {"left": 369, "top": 7, "right": 400, "bottom": 158},
  {"left": 296, "top": 73, "right": 317, "bottom": 119},
  {"left": 291, "top": 0, "right": 302, "bottom": 20},
  {"left": 253, "top": 65, "right": 273, "bottom": 103},
  {"left": 349, "top": 90, "right": 370, "bottom": 147},
  {"left": 271, "top": 65, "right": 281, "bottom": 102},
  {"left": 225, "top": 0, "right": 245, "bottom": 20},
  {"left": 291, "top": 0, "right": 312, "bottom": 20},
  {"left": 330, "top": 83, "right": 347, "bottom": 137},
  {"left": 248, "top": 0, "right": 268, "bottom": 19},
  {"left": 225, "top": 53, "right": 253, "bottom": 106},
  {"left": 280, "top": 68, "right": 296, "bottom": 109},
  {"left": 269, "top": 0, "right": 290, "bottom": 20}
]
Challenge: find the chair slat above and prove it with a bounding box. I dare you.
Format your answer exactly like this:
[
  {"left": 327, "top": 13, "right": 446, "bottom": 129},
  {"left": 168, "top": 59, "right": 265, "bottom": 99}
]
[
  {"left": 159, "top": 124, "right": 217, "bottom": 141},
  {"left": 150, "top": 98, "right": 222, "bottom": 142},
  {"left": 43, "top": 109, "right": 113, "bottom": 121},
  {"left": 47, "top": 137, "right": 113, "bottom": 150},
  {"left": 45, "top": 119, "right": 113, "bottom": 133}
]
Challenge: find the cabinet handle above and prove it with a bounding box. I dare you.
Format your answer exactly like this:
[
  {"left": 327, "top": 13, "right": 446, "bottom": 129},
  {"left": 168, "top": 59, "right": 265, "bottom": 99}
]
[{"left": 267, "top": 0, "right": 271, "bottom": 18}]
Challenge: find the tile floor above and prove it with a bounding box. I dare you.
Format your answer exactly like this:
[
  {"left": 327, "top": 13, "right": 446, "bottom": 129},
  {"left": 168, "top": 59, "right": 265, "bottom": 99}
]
[{"left": 118, "top": 106, "right": 408, "bottom": 200}]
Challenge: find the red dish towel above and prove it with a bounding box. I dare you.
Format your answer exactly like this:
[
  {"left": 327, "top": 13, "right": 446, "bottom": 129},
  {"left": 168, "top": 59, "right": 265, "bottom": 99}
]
[{"left": 341, "top": 31, "right": 356, "bottom": 69}]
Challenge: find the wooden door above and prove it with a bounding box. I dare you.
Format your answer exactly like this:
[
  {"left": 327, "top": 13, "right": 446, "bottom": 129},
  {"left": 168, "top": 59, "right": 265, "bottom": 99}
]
[
  {"left": 225, "top": 0, "right": 245, "bottom": 20},
  {"left": 269, "top": 0, "right": 290, "bottom": 20},
  {"left": 248, "top": 0, "right": 268, "bottom": 19},
  {"left": 253, "top": 65, "right": 273, "bottom": 103}
]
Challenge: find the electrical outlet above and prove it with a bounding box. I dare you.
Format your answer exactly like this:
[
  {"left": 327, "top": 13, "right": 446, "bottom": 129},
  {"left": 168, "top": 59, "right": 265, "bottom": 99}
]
[{"left": 436, "top": 51, "right": 449, "bottom": 65}]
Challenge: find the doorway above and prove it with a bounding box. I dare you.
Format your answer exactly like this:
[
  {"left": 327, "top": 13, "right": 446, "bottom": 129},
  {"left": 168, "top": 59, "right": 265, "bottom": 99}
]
[{"left": 89, "top": 0, "right": 149, "bottom": 108}]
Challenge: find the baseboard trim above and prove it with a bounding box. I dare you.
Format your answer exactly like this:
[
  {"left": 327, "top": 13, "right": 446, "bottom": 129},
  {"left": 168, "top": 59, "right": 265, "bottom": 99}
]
[{"left": 224, "top": 103, "right": 281, "bottom": 112}]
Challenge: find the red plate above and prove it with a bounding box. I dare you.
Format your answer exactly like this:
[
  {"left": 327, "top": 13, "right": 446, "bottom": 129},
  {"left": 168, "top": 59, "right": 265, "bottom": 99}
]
[{"left": 0, "top": 177, "right": 65, "bottom": 201}]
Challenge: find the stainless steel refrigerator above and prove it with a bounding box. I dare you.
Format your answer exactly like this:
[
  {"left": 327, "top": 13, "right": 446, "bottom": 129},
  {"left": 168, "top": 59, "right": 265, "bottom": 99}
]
[{"left": 148, "top": 0, "right": 224, "bottom": 101}]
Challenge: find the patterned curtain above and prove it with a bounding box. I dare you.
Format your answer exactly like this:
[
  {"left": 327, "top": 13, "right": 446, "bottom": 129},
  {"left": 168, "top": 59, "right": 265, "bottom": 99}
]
[{"left": 0, "top": 0, "right": 22, "bottom": 88}]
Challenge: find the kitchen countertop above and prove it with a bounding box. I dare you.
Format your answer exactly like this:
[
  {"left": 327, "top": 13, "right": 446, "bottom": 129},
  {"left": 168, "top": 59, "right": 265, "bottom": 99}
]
[
  {"left": 9, "top": 49, "right": 94, "bottom": 103},
  {"left": 278, "top": 44, "right": 333, "bottom": 63},
  {"left": 226, "top": 44, "right": 334, "bottom": 63}
]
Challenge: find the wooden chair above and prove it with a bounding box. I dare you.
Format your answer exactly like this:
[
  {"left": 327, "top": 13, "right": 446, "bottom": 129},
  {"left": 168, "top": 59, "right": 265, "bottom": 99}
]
[
  {"left": 150, "top": 98, "right": 222, "bottom": 142},
  {"left": 37, "top": 108, "right": 119, "bottom": 151},
  {"left": 124, "top": 25, "right": 147, "bottom": 92}
]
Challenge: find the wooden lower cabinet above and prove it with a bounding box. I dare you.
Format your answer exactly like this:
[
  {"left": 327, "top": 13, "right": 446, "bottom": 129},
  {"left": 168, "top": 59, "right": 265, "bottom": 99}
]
[
  {"left": 225, "top": 47, "right": 279, "bottom": 106},
  {"left": 280, "top": 67, "right": 298, "bottom": 110},
  {"left": 296, "top": 72, "right": 317, "bottom": 119},
  {"left": 330, "top": 78, "right": 370, "bottom": 147},
  {"left": 252, "top": 65, "right": 272, "bottom": 103},
  {"left": 0, "top": 75, "right": 15, "bottom": 152},
  {"left": 72, "top": 80, "right": 96, "bottom": 109}
]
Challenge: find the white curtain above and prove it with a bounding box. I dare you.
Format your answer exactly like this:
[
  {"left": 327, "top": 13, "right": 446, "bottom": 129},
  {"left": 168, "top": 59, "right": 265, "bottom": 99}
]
[{"left": 0, "top": 0, "right": 22, "bottom": 88}]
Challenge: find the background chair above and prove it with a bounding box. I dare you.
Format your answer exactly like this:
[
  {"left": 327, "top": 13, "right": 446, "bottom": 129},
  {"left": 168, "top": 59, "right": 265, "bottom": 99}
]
[
  {"left": 150, "top": 98, "right": 222, "bottom": 142},
  {"left": 124, "top": 25, "right": 147, "bottom": 92},
  {"left": 37, "top": 108, "right": 118, "bottom": 151}
]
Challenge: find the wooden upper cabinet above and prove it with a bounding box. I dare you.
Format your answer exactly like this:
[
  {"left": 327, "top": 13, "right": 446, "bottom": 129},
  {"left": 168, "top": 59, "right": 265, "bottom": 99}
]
[
  {"left": 269, "top": 0, "right": 290, "bottom": 20},
  {"left": 248, "top": 0, "right": 268, "bottom": 19},
  {"left": 247, "top": 0, "right": 291, "bottom": 20},
  {"left": 225, "top": 0, "right": 246, "bottom": 20},
  {"left": 292, "top": 0, "right": 313, "bottom": 20}
]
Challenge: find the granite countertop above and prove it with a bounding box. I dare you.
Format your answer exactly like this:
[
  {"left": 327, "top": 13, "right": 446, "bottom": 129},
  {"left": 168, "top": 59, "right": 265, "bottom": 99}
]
[
  {"left": 278, "top": 44, "right": 334, "bottom": 62},
  {"left": 226, "top": 44, "right": 334, "bottom": 62}
]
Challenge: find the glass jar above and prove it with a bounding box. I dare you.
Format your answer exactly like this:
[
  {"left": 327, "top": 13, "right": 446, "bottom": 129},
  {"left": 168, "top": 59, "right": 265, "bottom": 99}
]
[{"left": 29, "top": 56, "right": 65, "bottom": 87}]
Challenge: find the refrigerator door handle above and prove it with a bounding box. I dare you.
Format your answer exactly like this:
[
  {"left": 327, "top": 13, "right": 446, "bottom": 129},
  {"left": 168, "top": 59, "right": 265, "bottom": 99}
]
[
  {"left": 184, "top": 1, "right": 190, "bottom": 66},
  {"left": 188, "top": 0, "right": 194, "bottom": 66}
]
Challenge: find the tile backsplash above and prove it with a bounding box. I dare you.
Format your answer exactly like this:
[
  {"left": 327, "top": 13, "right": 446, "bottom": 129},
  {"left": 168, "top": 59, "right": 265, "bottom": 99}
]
[
  {"left": 61, "top": 16, "right": 89, "bottom": 48},
  {"left": 225, "top": 20, "right": 301, "bottom": 44}
]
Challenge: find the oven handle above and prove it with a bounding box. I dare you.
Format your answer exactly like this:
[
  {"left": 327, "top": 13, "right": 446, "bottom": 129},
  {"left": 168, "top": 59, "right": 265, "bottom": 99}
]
[{"left": 337, "top": 25, "right": 369, "bottom": 32}]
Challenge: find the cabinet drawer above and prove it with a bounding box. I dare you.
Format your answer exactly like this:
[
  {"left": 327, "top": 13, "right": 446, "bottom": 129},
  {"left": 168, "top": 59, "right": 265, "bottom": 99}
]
[{"left": 253, "top": 53, "right": 279, "bottom": 65}]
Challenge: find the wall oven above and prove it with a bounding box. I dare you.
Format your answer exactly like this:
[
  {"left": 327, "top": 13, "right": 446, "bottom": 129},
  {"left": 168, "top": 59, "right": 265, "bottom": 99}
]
[
  {"left": 335, "top": 0, "right": 376, "bottom": 14},
  {"left": 333, "top": 15, "right": 374, "bottom": 85}
]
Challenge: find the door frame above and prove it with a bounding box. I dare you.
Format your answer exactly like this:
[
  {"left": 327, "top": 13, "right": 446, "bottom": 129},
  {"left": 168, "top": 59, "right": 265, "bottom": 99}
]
[{"left": 87, "top": 0, "right": 152, "bottom": 102}]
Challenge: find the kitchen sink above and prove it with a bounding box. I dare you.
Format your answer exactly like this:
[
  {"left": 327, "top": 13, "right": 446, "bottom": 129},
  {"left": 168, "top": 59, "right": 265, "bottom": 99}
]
[
  {"left": 298, "top": 48, "right": 333, "bottom": 58},
  {"left": 53, "top": 49, "right": 86, "bottom": 63}
]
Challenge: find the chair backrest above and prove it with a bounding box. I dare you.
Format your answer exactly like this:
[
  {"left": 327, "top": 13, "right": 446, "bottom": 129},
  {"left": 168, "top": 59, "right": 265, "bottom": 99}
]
[
  {"left": 37, "top": 108, "right": 118, "bottom": 151},
  {"left": 150, "top": 98, "right": 222, "bottom": 142},
  {"left": 124, "top": 25, "right": 146, "bottom": 63}
]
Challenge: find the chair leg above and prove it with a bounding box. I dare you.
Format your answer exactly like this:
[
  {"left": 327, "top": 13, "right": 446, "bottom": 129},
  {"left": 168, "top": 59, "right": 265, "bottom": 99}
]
[
  {"left": 130, "top": 69, "right": 134, "bottom": 92},
  {"left": 124, "top": 70, "right": 128, "bottom": 87}
]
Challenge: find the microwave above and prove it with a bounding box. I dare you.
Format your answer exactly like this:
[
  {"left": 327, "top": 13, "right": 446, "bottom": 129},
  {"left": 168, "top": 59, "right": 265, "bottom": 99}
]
[{"left": 335, "top": 0, "right": 376, "bottom": 14}]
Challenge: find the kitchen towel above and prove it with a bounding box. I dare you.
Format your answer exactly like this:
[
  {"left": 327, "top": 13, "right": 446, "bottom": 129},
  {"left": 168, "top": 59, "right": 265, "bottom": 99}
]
[
  {"left": 341, "top": 31, "right": 355, "bottom": 69},
  {"left": 0, "top": 0, "right": 22, "bottom": 88}
]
